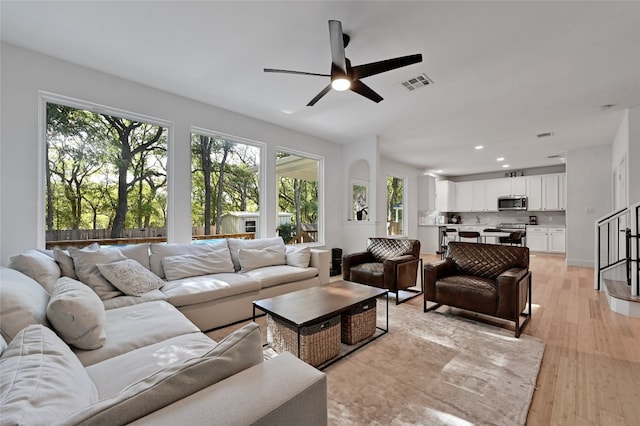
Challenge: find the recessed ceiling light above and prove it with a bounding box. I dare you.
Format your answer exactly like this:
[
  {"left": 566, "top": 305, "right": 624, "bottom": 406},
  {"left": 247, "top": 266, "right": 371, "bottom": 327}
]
[
  {"left": 496, "top": 157, "right": 505, "bottom": 162},
  {"left": 502, "top": 164, "right": 510, "bottom": 168},
  {"left": 435, "top": 170, "right": 443, "bottom": 173},
  {"left": 475, "top": 145, "right": 484, "bottom": 150}
]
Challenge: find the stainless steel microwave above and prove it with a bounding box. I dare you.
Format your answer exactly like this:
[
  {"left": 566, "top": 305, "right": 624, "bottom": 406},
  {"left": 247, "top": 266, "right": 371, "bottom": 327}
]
[{"left": 498, "top": 196, "right": 528, "bottom": 211}]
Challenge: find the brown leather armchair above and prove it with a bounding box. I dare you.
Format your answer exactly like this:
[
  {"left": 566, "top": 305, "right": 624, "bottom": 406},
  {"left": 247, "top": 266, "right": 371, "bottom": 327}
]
[
  {"left": 342, "top": 238, "right": 422, "bottom": 304},
  {"left": 423, "top": 241, "right": 532, "bottom": 337}
]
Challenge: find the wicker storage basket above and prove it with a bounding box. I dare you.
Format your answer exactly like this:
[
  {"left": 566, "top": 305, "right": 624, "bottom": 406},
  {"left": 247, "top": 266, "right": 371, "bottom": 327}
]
[
  {"left": 267, "top": 314, "right": 340, "bottom": 367},
  {"left": 341, "top": 297, "right": 377, "bottom": 345}
]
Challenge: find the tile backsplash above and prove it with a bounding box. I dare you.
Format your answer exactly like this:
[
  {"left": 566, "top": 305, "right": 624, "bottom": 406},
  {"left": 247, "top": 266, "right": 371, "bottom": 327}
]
[{"left": 454, "top": 211, "right": 565, "bottom": 226}]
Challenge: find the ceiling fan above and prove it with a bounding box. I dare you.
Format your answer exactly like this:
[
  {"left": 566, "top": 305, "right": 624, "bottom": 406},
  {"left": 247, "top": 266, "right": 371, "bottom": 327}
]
[{"left": 264, "top": 20, "right": 423, "bottom": 106}]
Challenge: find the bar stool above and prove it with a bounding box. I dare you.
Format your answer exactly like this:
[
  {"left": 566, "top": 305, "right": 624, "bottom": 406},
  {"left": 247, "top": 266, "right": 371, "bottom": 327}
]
[
  {"left": 439, "top": 228, "right": 458, "bottom": 259},
  {"left": 458, "top": 231, "right": 481, "bottom": 243},
  {"left": 499, "top": 231, "right": 523, "bottom": 246}
]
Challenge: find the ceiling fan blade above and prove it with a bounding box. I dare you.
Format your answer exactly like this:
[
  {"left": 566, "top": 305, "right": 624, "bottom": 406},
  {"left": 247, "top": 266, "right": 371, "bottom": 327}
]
[
  {"left": 307, "top": 84, "right": 332, "bottom": 107},
  {"left": 351, "top": 54, "right": 423, "bottom": 80},
  {"left": 329, "top": 20, "right": 347, "bottom": 75},
  {"left": 264, "top": 68, "right": 330, "bottom": 77},
  {"left": 350, "top": 80, "right": 383, "bottom": 103}
]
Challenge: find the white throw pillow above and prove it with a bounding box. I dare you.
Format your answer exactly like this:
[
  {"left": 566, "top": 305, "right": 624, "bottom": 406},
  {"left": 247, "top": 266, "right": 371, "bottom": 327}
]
[
  {"left": 238, "top": 245, "right": 286, "bottom": 272},
  {"left": 0, "top": 325, "right": 98, "bottom": 425},
  {"left": 8, "top": 249, "right": 61, "bottom": 294},
  {"left": 149, "top": 240, "right": 229, "bottom": 278},
  {"left": 285, "top": 245, "right": 311, "bottom": 268},
  {"left": 97, "top": 259, "right": 164, "bottom": 296},
  {"left": 53, "top": 243, "right": 100, "bottom": 279},
  {"left": 227, "top": 237, "right": 286, "bottom": 271},
  {"left": 0, "top": 267, "right": 50, "bottom": 342},
  {"left": 161, "top": 248, "right": 235, "bottom": 281},
  {"left": 61, "top": 322, "right": 263, "bottom": 425},
  {"left": 69, "top": 246, "right": 128, "bottom": 299},
  {"left": 46, "top": 277, "right": 106, "bottom": 350}
]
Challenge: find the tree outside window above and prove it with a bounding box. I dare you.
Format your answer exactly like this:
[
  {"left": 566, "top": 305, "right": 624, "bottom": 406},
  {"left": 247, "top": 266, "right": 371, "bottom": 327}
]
[
  {"left": 387, "top": 176, "right": 404, "bottom": 236},
  {"left": 276, "top": 152, "right": 319, "bottom": 244},
  {"left": 190, "top": 133, "right": 261, "bottom": 238},
  {"left": 45, "top": 102, "right": 168, "bottom": 245}
]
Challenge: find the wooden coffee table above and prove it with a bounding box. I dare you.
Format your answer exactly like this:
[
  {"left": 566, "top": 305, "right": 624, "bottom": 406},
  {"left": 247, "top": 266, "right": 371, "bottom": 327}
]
[{"left": 253, "top": 281, "right": 388, "bottom": 369}]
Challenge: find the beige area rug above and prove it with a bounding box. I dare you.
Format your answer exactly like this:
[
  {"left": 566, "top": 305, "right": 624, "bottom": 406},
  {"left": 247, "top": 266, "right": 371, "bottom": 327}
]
[{"left": 207, "top": 298, "right": 545, "bottom": 426}]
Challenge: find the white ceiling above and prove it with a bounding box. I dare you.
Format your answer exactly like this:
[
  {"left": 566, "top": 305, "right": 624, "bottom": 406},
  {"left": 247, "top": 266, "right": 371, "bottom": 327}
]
[{"left": 2, "top": 1, "right": 639, "bottom": 176}]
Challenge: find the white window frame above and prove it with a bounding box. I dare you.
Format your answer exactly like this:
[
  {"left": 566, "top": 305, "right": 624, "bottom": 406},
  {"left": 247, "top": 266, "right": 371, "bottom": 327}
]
[
  {"left": 191, "top": 127, "right": 266, "bottom": 238},
  {"left": 275, "top": 146, "right": 325, "bottom": 246},
  {"left": 38, "top": 91, "right": 174, "bottom": 247}
]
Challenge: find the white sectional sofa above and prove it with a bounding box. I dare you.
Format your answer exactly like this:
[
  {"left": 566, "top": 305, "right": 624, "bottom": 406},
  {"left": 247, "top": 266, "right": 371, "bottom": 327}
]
[{"left": 0, "top": 237, "right": 330, "bottom": 424}]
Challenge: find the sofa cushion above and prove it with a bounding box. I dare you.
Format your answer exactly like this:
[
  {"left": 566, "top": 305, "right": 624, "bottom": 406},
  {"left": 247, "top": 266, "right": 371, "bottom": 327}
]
[
  {"left": 0, "top": 267, "right": 50, "bottom": 341},
  {"left": 54, "top": 243, "right": 100, "bottom": 279},
  {"left": 87, "top": 333, "right": 218, "bottom": 399},
  {"left": 69, "top": 245, "right": 128, "bottom": 299},
  {"left": 118, "top": 243, "right": 151, "bottom": 270},
  {"left": 238, "top": 246, "right": 286, "bottom": 272},
  {"left": 242, "top": 265, "right": 319, "bottom": 288},
  {"left": 161, "top": 248, "right": 235, "bottom": 280},
  {"left": 46, "top": 277, "right": 107, "bottom": 350},
  {"left": 149, "top": 240, "right": 229, "bottom": 279},
  {"left": 8, "top": 249, "right": 61, "bottom": 294},
  {"left": 97, "top": 259, "right": 165, "bottom": 296},
  {"left": 73, "top": 300, "right": 200, "bottom": 366},
  {"left": 102, "top": 289, "right": 168, "bottom": 310},
  {"left": 62, "top": 323, "right": 263, "bottom": 426},
  {"left": 0, "top": 335, "right": 6, "bottom": 356},
  {"left": 161, "top": 273, "right": 261, "bottom": 307},
  {"left": 436, "top": 275, "right": 498, "bottom": 315},
  {"left": 286, "top": 245, "right": 311, "bottom": 268},
  {"left": 228, "top": 237, "right": 285, "bottom": 271},
  {"left": 0, "top": 325, "right": 98, "bottom": 425}
]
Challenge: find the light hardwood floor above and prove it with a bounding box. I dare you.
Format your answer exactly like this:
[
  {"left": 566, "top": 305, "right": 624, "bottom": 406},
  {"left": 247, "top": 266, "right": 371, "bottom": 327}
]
[{"left": 420, "top": 252, "right": 640, "bottom": 425}]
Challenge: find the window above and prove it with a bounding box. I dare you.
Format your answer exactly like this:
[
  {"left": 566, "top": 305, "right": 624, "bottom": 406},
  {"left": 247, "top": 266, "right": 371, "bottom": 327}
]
[
  {"left": 45, "top": 99, "right": 168, "bottom": 246},
  {"left": 386, "top": 176, "right": 404, "bottom": 236},
  {"left": 191, "top": 131, "right": 261, "bottom": 239},
  {"left": 276, "top": 151, "right": 321, "bottom": 244}
]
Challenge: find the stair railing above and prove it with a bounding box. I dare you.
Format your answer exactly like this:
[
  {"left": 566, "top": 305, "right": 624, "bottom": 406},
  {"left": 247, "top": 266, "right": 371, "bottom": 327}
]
[
  {"left": 594, "top": 207, "right": 628, "bottom": 291},
  {"left": 595, "top": 201, "right": 640, "bottom": 296}
]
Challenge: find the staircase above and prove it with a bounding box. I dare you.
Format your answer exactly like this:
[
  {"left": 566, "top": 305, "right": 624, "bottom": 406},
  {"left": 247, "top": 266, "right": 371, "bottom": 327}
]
[{"left": 595, "top": 201, "right": 640, "bottom": 317}]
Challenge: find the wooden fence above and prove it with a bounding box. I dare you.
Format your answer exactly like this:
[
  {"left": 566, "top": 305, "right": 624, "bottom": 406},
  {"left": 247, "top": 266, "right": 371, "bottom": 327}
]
[{"left": 45, "top": 228, "right": 255, "bottom": 249}]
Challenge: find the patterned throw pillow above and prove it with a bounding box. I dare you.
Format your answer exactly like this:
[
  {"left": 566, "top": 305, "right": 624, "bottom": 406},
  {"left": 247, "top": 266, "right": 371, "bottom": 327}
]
[{"left": 97, "top": 259, "right": 165, "bottom": 296}]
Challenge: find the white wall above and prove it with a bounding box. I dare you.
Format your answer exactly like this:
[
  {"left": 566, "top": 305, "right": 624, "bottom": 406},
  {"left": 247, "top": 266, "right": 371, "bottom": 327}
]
[
  {"left": 566, "top": 144, "right": 612, "bottom": 267},
  {"left": 0, "top": 43, "right": 343, "bottom": 265}
]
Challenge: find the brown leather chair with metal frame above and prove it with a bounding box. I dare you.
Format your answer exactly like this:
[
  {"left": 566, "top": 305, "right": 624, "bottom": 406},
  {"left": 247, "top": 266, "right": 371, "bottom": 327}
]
[
  {"left": 424, "top": 241, "right": 532, "bottom": 337},
  {"left": 343, "top": 237, "right": 422, "bottom": 304}
]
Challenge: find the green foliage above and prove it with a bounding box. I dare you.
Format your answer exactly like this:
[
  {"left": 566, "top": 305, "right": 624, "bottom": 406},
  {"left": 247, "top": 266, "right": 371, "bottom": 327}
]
[
  {"left": 46, "top": 103, "right": 167, "bottom": 236},
  {"left": 277, "top": 222, "right": 294, "bottom": 243}
]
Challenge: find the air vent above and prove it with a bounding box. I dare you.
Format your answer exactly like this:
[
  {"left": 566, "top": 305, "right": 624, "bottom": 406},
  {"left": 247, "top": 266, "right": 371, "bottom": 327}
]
[
  {"left": 536, "top": 132, "right": 554, "bottom": 138},
  {"left": 401, "top": 73, "right": 433, "bottom": 91}
]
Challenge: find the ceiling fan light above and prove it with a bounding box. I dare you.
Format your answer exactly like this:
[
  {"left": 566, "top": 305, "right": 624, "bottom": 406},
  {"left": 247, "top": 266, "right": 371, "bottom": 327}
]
[{"left": 331, "top": 78, "right": 351, "bottom": 91}]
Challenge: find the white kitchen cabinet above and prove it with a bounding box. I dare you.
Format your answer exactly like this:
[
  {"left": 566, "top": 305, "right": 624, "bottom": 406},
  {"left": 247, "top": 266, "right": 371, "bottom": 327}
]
[
  {"left": 543, "top": 175, "right": 560, "bottom": 210},
  {"left": 435, "top": 180, "right": 455, "bottom": 212},
  {"left": 526, "top": 227, "right": 548, "bottom": 252},
  {"left": 526, "top": 173, "right": 565, "bottom": 211},
  {"left": 549, "top": 228, "right": 566, "bottom": 253},
  {"left": 498, "top": 176, "right": 526, "bottom": 196},
  {"left": 472, "top": 181, "right": 485, "bottom": 211},
  {"left": 482, "top": 179, "right": 499, "bottom": 211},
  {"left": 455, "top": 181, "right": 473, "bottom": 212},
  {"left": 526, "top": 176, "right": 543, "bottom": 210}
]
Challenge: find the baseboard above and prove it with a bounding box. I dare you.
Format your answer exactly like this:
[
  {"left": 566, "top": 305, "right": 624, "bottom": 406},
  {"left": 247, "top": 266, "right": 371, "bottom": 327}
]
[{"left": 566, "top": 259, "right": 593, "bottom": 268}]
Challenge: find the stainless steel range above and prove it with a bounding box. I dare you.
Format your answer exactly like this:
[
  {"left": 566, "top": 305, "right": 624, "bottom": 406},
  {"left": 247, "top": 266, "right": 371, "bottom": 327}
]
[{"left": 497, "top": 223, "right": 527, "bottom": 245}]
